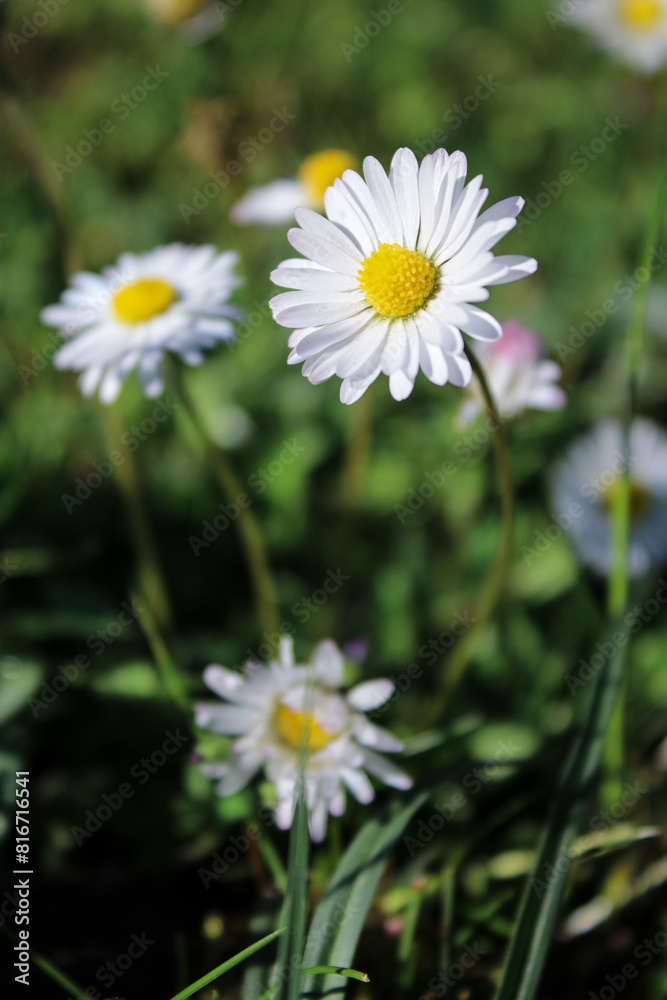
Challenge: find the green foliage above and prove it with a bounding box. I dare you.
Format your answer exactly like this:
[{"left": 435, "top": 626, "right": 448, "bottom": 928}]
[{"left": 1, "top": 0, "right": 666, "bottom": 998}]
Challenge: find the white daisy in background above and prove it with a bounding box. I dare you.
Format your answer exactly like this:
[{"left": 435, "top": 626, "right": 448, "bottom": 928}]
[
  {"left": 41, "top": 244, "right": 243, "bottom": 404},
  {"left": 195, "top": 636, "right": 412, "bottom": 842},
  {"left": 458, "top": 320, "right": 566, "bottom": 426},
  {"left": 230, "top": 149, "right": 358, "bottom": 226},
  {"left": 551, "top": 419, "right": 667, "bottom": 577},
  {"left": 144, "top": 0, "right": 223, "bottom": 43},
  {"left": 568, "top": 0, "right": 667, "bottom": 73},
  {"left": 270, "top": 147, "right": 537, "bottom": 404}
]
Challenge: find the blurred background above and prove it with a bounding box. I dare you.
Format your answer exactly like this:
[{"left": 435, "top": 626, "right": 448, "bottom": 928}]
[{"left": 1, "top": 0, "right": 667, "bottom": 997}]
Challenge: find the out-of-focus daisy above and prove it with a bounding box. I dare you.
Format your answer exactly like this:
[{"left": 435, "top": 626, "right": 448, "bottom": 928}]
[
  {"left": 42, "top": 244, "right": 243, "bottom": 404},
  {"left": 551, "top": 419, "right": 667, "bottom": 577},
  {"left": 568, "top": 0, "right": 667, "bottom": 73},
  {"left": 231, "top": 150, "right": 358, "bottom": 225},
  {"left": 195, "top": 637, "right": 412, "bottom": 841},
  {"left": 144, "top": 0, "right": 223, "bottom": 43},
  {"left": 458, "top": 320, "right": 565, "bottom": 426},
  {"left": 270, "top": 147, "right": 537, "bottom": 404}
]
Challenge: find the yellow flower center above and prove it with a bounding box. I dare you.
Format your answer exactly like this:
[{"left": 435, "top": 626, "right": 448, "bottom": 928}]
[
  {"left": 275, "top": 704, "right": 337, "bottom": 752},
  {"left": 113, "top": 278, "right": 177, "bottom": 324},
  {"left": 298, "top": 149, "right": 358, "bottom": 204},
  {"left": 358, "top": 243, "right": 437, "bottom": 319},
  {"left": 146, "top": 0, "right": 210, "bottom": 25},
  {"left": 619, "top": 0, "right": 662, "bottom": 28},
  {"left": 603, "top": 478, "right": 652, "bottom": 523}
]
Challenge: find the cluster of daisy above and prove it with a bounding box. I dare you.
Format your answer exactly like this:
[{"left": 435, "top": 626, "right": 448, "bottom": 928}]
[
  {"left": 44, "top": 147, "right": 542, "bottom": 408},
  {"left": 41, "top": 132, "right": 667, "bottom": 834}
]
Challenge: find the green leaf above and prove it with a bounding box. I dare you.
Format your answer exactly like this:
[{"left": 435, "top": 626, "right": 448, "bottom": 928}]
[
  {"left": 494, "top": 612, "right": 631, "bottom": 1000},
  {"left": 166, "top": 928, "right": 286, "bottom": 1000},
  {"left": 90, "top": 662, "right": 160, "bottom": 698},
  {"left": 301, "top": 789, "right": 429, "bottom": 1000}
]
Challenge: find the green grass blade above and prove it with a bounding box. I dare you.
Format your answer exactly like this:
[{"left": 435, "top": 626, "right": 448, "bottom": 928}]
[
  {"left": 284, "top": 793, "right": 310, "bottom": 1000},
  {"left": 2, "top": 927, "right": 87, "bottom": 998},
  {"left": 167, "top": 928, "right": 286, "bottom": 1000},
  {"left": 31, "top": 947, "right": 89, "bottom": 997},
  {"left": 301, "top": 966, "right": 370, "bottom": 982},
  {"left": 494, "top": 612, "right": 632, "bottom": 1000},
  {"left": 241, "top": 894, "right": 285, "bottom": 1000},
  {"left": 302, "top": 789, "right": 429, "bottom": 1000}
]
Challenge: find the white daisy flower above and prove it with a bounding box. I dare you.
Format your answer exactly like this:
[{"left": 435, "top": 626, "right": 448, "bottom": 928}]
[
  {"left": 231, "top": 149, "right": 358, "bottom": 226},
  {"left": 269, "top": 147, "right": 537, "bottom": 404},
  {"left": 144, "top": 0, "right": 223, "bottom": 42},
  {"left": 41, "top": 243, "right": 243, "bottom": 404},
  {"left": 568, "top": 0, "right": 667, "bottom": 73},
  {"left": 551, "top": 419, "right": 667, "bottom": 577},
  {"left": 458, "top": 320, "right": 566, "bottom": 426},
  {"left": 195, "top": 636, "right": 412, "bottom": 842}
]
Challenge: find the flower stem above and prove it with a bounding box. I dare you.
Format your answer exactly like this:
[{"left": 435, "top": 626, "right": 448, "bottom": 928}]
[
  {"left": 103, "top": 406, "right": 174, "bottom": 636},
  {"left": 171, "top": 366, "right": 280, "bottom": 636},
  {"left": 0, "top": 51, "right": 80, "bottom": 280},
  {"left": 0, "top": 46, "right": 174, "bottom": 643},
  {"left": 603, "top": 152, "right": 667, "bottom": 807},
  {"left": 335, "top": 388, "right": 374, "bottom": 628},
  {"left": 436, "top": 347, "right": 515, "bottom": 705},
  {"left": 340, "top": 387, "right": 374, "bottom": 514},
  {"left": 132, "top": 588, "right": 190, "bottom": 715}
]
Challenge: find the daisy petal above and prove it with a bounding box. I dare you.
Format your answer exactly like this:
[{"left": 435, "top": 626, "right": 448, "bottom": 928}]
[{"left": 347, "top": 678, "right": 395, "bottom": 711}]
